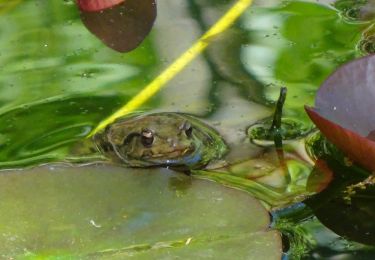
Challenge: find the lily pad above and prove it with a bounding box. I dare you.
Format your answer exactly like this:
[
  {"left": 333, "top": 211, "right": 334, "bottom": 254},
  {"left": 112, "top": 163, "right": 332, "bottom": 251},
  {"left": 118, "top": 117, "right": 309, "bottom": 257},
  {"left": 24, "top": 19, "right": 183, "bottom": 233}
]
[
  {"left": 305, "top": 55, "right": 375, "bottom": 172},
  {"left": 247, "top": 117, "right": 313, "bottom": 146},
  {"left": 0, "top": 164, "right": 281, "bottom": 259}
]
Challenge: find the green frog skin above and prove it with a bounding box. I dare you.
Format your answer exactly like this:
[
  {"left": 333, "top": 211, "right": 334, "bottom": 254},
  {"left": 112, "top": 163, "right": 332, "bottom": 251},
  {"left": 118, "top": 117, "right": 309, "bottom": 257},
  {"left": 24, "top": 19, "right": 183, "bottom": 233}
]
[{"left": 93, "top": 112, "right": 228, "bottom": 169}]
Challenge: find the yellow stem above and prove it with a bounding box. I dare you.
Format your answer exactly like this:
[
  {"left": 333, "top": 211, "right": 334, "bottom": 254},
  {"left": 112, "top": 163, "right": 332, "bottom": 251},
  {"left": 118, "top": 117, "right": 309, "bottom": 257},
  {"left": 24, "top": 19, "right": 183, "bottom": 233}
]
[{"left": 89, "top": 0, "right": 253, "bottom": 136}]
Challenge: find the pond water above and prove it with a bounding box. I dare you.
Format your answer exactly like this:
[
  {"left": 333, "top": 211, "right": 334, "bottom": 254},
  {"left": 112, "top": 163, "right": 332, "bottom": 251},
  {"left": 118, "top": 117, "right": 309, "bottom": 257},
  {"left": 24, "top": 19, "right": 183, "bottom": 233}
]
[{"left": 0, "top": 0, "right": 374, "bottom": 259}]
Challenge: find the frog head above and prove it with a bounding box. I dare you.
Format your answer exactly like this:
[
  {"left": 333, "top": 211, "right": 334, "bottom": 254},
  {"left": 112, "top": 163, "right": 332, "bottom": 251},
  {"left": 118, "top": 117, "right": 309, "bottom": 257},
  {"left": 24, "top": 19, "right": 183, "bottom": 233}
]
[{"left": 93, "top": 113, "right": 227, "bottom": 169}]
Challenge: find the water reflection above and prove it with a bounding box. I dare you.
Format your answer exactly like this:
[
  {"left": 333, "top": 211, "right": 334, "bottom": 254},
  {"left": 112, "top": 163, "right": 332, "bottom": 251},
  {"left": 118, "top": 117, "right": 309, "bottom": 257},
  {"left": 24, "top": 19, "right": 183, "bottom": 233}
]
[
  {"left": 0, "top": 96, "right": 123, "bottom": 167},
  {"left": 239, "top": 1, "right": 363, "bottom": 125},
  {"left": 0, "top": 0, "right": 365, "bottom": 168},
  {"left": 0, "top": 0, "right": 158, "bottom": 111}
]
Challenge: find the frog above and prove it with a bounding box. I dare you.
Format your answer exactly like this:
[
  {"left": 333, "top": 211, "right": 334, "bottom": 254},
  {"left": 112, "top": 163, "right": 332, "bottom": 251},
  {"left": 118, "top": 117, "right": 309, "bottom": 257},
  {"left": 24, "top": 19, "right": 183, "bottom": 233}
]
[
  {"left": 92, "top": 111, "right": 327, "bottom": 208},
  {"left": 93, "top": 112, "right": 228, "bottom": 170}
]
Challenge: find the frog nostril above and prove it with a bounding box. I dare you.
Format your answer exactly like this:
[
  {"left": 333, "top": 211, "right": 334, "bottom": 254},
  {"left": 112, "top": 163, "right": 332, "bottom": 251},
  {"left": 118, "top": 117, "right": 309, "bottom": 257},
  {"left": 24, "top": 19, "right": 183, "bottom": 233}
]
[
  {"left": 181, "top": 121, "right": 193, "bottom": 138},
  {"left": 185, "top": 126, "right": 193, "bottom": 138},
  {"left": 167, "top": 137, "right": 179, "bottom": 148}
]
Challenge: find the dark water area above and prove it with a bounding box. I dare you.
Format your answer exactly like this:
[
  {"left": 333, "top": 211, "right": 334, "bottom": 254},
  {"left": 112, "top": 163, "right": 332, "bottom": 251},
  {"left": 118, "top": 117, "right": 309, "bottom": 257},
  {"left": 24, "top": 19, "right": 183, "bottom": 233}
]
[{"left": 0, "top": 0, "right": 374, "bottom": 258}]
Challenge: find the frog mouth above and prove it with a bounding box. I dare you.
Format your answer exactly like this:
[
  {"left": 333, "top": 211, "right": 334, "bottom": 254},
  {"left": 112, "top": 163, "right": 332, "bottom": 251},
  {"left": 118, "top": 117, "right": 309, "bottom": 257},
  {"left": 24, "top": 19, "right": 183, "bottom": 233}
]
[
  {"left": 148, "top": 142, "right": 204, "bottom": 168},
  {"left": 121, "top": 140, "right": 205, "bottom": 168},
  {"left": 147, "top": 145, "right": 195, "bottom": 159}
]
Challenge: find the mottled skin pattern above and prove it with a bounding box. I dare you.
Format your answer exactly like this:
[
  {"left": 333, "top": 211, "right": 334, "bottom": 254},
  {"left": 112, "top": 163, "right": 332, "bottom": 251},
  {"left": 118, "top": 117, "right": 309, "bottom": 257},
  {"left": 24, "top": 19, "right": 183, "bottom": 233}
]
[{"left": 93, "top": 113, "right": 228, "bottom": 169}]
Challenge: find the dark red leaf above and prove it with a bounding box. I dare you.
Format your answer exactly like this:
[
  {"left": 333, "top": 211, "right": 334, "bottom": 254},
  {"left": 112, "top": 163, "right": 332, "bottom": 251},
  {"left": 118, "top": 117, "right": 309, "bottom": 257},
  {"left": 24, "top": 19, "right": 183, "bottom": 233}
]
[
  {"left": 79, "top": 0, "right": 156, "bottom": 52},
  {"left": 305, "top": 54, "right": 375, "bottom": 171},
  {"left": 77, "top": 0, "right": 125, "bottom": 12},
  {"left": 306, "top": 107, "right": 375, "bottom": 171}
]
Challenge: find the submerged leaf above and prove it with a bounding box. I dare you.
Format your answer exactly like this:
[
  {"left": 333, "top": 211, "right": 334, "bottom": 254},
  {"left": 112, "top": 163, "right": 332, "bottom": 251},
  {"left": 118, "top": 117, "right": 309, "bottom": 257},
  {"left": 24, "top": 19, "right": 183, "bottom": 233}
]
[
  {"left": 0, "top": 164, "right": 282, "bottom": 259},
  {"left": 305, "top": 55, "right": 375, "bottom": 171}
]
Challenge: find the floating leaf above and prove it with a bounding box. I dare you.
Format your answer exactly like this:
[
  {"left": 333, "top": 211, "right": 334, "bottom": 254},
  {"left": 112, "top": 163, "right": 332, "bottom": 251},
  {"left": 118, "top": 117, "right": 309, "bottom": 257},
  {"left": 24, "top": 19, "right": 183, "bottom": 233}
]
[
  {"left": 305, "top": 55, "right": 375, "bottom": 172},
  {"left": 0, "top": 164, "right": 282, "bottom": 258},
  {"left": 248, "top": 117, "right": 313, "bottom": 146},
  {"left": 79, "top": 0, "right": 157, "bottom": 52}
]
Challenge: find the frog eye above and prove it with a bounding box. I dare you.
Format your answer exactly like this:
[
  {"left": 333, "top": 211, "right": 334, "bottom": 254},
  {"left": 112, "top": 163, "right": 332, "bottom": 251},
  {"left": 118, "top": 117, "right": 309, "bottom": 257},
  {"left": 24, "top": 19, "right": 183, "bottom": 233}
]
[
  {"left": 184, "top": 123, "right": 193, "bottom": 138},
  {"left": 141, "top": 129, "right": 154, "bottom": 147}
]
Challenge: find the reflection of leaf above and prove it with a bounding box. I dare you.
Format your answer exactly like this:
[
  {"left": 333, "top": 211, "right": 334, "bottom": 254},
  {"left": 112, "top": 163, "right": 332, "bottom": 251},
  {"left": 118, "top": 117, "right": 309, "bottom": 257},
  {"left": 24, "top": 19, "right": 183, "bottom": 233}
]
[
  {"left": 0, "top": 0, "right": 157, "bottom": 110},
  {"left": 90, "top": 0, "right": 255, "bottom": 135},
  {"left": 306, "top": 55, "right": 375, "bottom": 172},
  {"left": 241, "top": 1, "right": 363, "bottom": 124},
  {"left": 0, "top": 164, "right": 282, "bottom": 258}
]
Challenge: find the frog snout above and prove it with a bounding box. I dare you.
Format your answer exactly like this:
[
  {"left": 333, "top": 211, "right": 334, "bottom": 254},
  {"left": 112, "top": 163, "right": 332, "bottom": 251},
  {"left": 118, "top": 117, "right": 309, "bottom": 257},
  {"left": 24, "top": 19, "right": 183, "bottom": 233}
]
[{"left": 166, "top": 137, "right": 178, "bottom": 148}]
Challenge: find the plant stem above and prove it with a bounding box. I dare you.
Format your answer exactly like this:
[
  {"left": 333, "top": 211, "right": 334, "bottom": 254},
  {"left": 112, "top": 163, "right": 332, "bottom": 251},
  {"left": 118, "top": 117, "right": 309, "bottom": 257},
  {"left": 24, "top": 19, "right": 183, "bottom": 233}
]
[{"left": 269, "top": 87, "right": 287, "bottom": 149}]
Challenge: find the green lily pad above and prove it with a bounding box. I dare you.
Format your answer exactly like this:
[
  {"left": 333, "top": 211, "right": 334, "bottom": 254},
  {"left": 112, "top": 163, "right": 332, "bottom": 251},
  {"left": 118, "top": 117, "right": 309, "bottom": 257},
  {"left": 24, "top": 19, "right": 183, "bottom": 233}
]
[{"left": 0, "top": 164, "right": 281, "bottom": 259}]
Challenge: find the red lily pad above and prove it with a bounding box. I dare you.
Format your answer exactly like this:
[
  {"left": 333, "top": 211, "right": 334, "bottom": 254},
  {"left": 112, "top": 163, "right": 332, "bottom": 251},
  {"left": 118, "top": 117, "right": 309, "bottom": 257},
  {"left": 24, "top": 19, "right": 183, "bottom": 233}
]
[
  {"left": 77, "top": 0, "right": 125, "bottom": 12},
  {"left": 79, "top": 0, "right": 156, "bottom": 52},
  {"left": 305, "top": 54, "right": 375, "bottom": 171}
]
